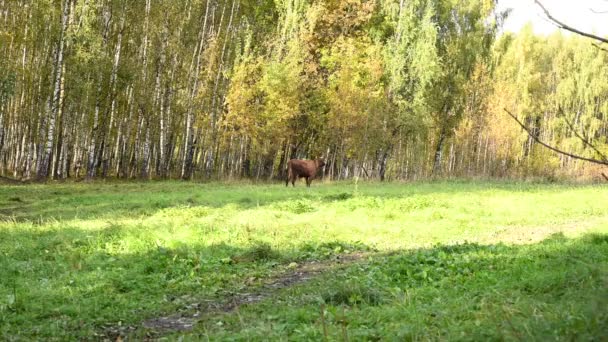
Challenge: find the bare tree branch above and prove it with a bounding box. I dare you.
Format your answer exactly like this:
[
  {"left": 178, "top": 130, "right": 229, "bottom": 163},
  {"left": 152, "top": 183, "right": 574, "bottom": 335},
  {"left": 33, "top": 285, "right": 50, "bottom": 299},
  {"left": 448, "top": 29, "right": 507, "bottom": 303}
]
[
  {"left": 504, "top": 108, "right": 608, "bottom": 166},
  {"left": 534, "top": 0, "right": 608, "bottom": 44},
  {"left": 561, "top": 110, "right": 608, "bottom": 162},
  {"left": 592, "top": 42, "right": 608, "bottom": 53}
]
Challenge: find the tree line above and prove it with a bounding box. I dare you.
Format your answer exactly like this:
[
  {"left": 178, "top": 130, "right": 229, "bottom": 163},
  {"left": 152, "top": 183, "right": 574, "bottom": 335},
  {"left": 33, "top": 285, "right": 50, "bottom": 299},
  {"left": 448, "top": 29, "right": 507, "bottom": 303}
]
[{"left": 0, "top": 0, "right": 606, "bottom": 181}]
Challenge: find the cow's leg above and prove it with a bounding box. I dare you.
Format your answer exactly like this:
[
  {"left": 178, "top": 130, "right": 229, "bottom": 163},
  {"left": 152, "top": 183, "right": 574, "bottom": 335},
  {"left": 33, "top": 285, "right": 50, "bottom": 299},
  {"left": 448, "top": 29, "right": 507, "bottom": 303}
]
[
  {"left": 306, "top": 177, "right": 311, "bottom": 187},
  {"left": 291, "top": 176, "right": 295, "bottom": 187}
]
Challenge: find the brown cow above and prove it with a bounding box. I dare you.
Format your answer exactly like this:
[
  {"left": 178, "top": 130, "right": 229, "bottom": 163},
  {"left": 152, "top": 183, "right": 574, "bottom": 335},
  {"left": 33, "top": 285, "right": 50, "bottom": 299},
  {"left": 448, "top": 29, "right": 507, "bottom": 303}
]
[{"left": 286, "top": 158, "right": 325, "bottom": 187}]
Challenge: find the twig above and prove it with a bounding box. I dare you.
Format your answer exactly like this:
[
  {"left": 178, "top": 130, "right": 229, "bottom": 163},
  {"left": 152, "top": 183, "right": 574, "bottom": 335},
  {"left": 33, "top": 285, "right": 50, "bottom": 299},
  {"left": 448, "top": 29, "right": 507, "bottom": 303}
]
[
  {"left": 340, "top": 306, "right": 349, "bottom": 342},
  {"left": 503, "top": 108, "right": 608, "bottom": 166},
  {"left": 590, "top": 8, "right": 608, "bottom": 14},
  {"left": 592, "top": 43, "right": 608, "bottom": 53}
]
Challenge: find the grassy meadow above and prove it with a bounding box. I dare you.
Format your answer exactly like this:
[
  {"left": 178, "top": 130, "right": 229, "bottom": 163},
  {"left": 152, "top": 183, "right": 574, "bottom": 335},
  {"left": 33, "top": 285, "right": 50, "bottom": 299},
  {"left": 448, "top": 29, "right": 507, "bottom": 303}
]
[{"left": 1, "top": 180, "right": 607, "bottom": 340}]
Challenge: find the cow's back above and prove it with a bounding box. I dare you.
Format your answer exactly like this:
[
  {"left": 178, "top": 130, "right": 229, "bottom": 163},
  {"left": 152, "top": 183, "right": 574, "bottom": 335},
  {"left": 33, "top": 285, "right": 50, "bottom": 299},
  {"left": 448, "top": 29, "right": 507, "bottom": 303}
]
[{"left": 288, "top": 159, "right": 314, "bottom": 177}]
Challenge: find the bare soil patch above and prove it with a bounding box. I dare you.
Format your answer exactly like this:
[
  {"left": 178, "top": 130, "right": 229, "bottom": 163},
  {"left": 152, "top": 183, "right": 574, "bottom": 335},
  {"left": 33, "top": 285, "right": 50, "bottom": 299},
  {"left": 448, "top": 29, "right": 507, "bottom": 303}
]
[{"left": 102, "top": 253, "right": 370, "bottom": 340}]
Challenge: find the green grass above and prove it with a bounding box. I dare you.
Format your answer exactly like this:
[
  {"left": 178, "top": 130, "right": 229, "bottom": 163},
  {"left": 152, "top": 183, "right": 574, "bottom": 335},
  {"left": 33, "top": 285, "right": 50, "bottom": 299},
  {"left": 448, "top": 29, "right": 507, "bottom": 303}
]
[
  {"left": 197, "top": 234, "right": 608, "bottom": 341},
  {"left": 1, "top": 180, "right": 607, "bottom": 340}
]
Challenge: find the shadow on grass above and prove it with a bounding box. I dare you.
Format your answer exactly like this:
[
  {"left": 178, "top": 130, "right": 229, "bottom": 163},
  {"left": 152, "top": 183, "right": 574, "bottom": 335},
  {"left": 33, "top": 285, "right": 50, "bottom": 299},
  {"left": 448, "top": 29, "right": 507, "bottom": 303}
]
[
  {"left": 190, "top": 233, "right": 608, "bottom": 341},
  {"left": 0, "top": 223, "right": 373, "bottom": 339},
  {"left": 0, "top": 226, "right": 279, "bottom": 339},
  {"left": 2, "top": 226, "right": 606, "bottom": 340}
]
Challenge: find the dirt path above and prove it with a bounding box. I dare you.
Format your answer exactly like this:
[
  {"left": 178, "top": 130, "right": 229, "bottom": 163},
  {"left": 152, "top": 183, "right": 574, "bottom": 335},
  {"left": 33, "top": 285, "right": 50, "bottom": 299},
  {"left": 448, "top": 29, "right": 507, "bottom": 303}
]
[{"left": 102, "top": 253, "right": 370, "bottom": 340}]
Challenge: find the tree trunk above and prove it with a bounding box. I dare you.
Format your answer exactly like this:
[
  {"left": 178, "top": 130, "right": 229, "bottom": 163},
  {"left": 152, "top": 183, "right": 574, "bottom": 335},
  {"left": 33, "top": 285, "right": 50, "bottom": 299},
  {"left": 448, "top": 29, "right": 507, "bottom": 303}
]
[
  {"left": 379, "top": 149, "right": 389, "bottom": 181},
  {"left": 140, "top": 121, "right": 151, "bottom": 179},
  {"left": 37, "top": 0, "right": 70, "bottom": 180},
  {"left": 182, "top": 0, "right": 211, "bottom": 180},
  {"left": 432, "top": 126, "right": 447, "bottom": 176},
  {"left": 206, "top": 0, "right": 239, "bottom": 179},
  {"left": 86, "top": 87, "right": 101, "bottom": 179},
  {"left": 0, "top": 105, "right": 4, "bottom": 166},
  {"left": 101, "top": 8, "right": 126, "bottom": 178}
]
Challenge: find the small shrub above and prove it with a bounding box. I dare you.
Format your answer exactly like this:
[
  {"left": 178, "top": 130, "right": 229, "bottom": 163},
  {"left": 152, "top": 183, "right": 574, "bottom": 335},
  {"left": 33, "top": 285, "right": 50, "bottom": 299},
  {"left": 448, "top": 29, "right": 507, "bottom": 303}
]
[
  {"left": 584, "top": 233, "right": 608, "bottom": 245},
  {"left": 235, "top": 242, "right": 280, "bottom": 263},
  {"left": 323, "top": 282, "right": 383, "bottom": 306},
  {"left": 238, "top": 197, "right": 253, "bottom": 204},
  {"left": 384, "top": 212, "right": 397, "bottom": 220},
  {"left": 324, "top": 192, "right": 353, "bottom": 202}
]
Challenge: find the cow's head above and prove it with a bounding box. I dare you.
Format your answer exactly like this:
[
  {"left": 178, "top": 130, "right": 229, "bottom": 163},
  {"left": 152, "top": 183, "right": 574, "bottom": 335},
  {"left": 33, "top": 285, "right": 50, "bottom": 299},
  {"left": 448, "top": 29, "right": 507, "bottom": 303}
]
[{"left": 316, "top": 158, "right": 326, "bottom": 168}]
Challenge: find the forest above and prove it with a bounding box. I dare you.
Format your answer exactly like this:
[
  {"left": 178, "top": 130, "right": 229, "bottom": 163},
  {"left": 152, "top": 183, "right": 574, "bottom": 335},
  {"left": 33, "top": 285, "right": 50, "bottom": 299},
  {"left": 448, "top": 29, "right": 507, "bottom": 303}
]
[
  {"left": 0, "top": 0, "right": 607, "bottom": 181},
  {"left": 2, "top": 1, "right": 608, "bottom": 339}
]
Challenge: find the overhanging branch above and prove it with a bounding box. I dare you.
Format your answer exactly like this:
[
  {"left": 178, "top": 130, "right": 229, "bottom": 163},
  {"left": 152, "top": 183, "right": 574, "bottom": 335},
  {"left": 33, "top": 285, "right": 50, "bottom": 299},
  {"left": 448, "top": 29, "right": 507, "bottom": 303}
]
[
  {"left": 504, "top": 108, "right": 608, "bottom": 166},
  {"left": 534, "top": 0, "right": 608, "bottom": 45}
]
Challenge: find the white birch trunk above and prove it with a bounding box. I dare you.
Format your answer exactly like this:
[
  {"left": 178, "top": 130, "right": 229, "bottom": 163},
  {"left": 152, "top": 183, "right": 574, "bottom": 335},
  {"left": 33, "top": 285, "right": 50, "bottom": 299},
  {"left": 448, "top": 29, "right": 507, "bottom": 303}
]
[{"left": 37, "top": 0, "right": 70, "bottom": 180}]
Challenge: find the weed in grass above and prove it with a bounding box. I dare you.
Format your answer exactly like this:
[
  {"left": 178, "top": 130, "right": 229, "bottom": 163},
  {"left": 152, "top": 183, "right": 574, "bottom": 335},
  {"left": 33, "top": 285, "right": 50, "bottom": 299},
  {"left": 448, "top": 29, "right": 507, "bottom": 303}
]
[
  {"left": 274, "top": 199, "right": 317, "bottom": 214},
  {"left": 346, "top": 196, "right": 384, "bottom": 210},
  {"left": 300, "top": 241, "right": 371, "bottom": 260},
  {"left": 398, "top": 196, "right": 437, "bottom": 211}
]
